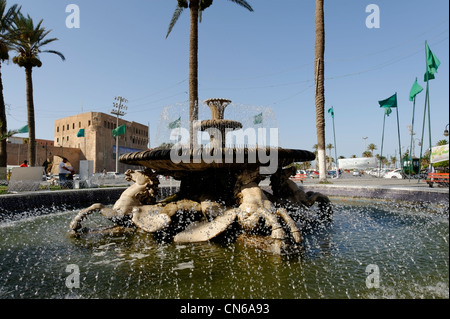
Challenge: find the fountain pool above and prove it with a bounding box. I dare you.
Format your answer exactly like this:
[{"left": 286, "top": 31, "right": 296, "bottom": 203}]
[{"left": 0, "top": 198, "right": 447, "bottom": 299}]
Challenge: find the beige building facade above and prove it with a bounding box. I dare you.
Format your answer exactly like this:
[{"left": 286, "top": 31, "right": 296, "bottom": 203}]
[{"left": 54, "top": 112, "right": 149, "bottom": 173}]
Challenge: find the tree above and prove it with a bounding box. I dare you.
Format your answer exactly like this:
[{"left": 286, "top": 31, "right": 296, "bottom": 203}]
[
  {"left": 10, "top": 13, "right": 64, "bottom": 166},
  {"left": 166, "top": 0, "right": 253, "bottom": 146},
  {"left": 0, "top": 0, "right": 19, "bottom": 170},
  {"left": 314, "top": 0, "right": 326, "bottom": 181},
  {"left": 0, "top": 119, "right": 18, "bottom": 140},
  {"left": 367, "top": 143, "right": 377, "bottom": 157},
  {"left": 362, "top": 151, "right": 372, "bottom": 158},
  {"left": 326, "top": 143, "right": 333, "bottom": 169},
  {"left": 390, "top": 156, "right": 396, "bottom": 168}
]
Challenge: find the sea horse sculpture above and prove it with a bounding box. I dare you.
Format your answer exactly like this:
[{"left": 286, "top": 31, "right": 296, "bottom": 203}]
[{"left": 69, "top": 167, "right": 332, "bottom": 253}]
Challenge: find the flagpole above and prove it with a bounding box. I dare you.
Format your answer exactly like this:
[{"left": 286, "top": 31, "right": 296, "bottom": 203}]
[
  {"left": 419, "top": 41, "right": 430, "bottom": 177},
  {"left": 332, "top": 109, "right": 338, "bottom": 178},
  {"left": 409, "top": 91, "right": 416, "bottom": 179},
  {"left": 379, "top": 111, "right": 386, "bottom": 177},
  {"left": 426, "top": 82, "right": 432, "bottom": 164},
  {"left": 395, "top": 92, "right": 402, "bottom": 171}
]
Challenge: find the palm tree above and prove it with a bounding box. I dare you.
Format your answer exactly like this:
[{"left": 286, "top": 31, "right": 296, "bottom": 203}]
[
  {"left": 367, "top": 143, "right": 377, "bottom": 157},
  {"left": 166, "top": 0, "right": 253, "bottom": 146},
  {"left": 314, "top": 0, "right": 326, "bottom": 181},
  {"left": 0, "top": 0, "right": 19, "bottom": 171},
  {"left": 362, "top": 151, "right": 372, "bottom": 158},
  {"left": 326, "top": 143, "right": 333, "bottom": 169},
  {"left": 390, "top": 156, "right": 396, "bottom": 168},
  {"left": 10, "top": 13, "right": 65, "bottom": 166}
]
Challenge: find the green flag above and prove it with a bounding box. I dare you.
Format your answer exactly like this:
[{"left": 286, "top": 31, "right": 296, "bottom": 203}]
[
  {"left": 112, "top": 124, "right": 126, "bottom": 137},
  {"left": 384, "top": 107, "right": 392, "bottom": 117},
  {"left": 327, "top": 107, "right": 334, "bottom": 118},
  {"left": 378, "top": 93, "right": 397, "bottom": 108},
  {"left": 168, "top": 117, "right": 181, "bottom": 129},
  {"left": 77, "top": 129, "right": 85, "bottom": 137},
  {"left": 424, "top": 70, "right": 435, "bottom": 81},
  {"left": 253, "top": 113, "right": 263, "bottom": 125},
  {"left": 17, "top": 125, "right": 29, "bottom": 133},
  {"left": 426, "top": 42, "right": 440, "bottom": 75},
  {"left": 409, "top": 79, "right": 423, "bottom": 101}
]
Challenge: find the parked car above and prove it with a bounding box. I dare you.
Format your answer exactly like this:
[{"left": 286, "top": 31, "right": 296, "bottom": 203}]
[
  {"left": 309, "top": 170, "right": 319, "bottom": 178},
  {"left": 384, "top": 168, "right": 404, "bottom": 179},
  {"left": 352, "top": 169, "right": 361, "bottom": 176},
  {"left": 327, "top": 170, "right": 342, "bottom": 177}
]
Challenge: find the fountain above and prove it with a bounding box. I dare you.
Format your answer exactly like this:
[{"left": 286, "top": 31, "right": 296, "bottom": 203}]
[
  {"left": 1, "top": 100, "right": 447, "bottom": 299},
  {"left": 69, "top": 99, "right": 332, "bottom": 253}
]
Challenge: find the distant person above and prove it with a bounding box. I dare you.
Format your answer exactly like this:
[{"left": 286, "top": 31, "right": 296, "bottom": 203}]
[
  {"left": 42, "top": 158, "right": 52, "bottom": 174},
  {"left": 59, "top": 158, "right": 74, "bottom": 188},
  {"left": 20, "top": 160, "right": 28, "bottom": 167}
]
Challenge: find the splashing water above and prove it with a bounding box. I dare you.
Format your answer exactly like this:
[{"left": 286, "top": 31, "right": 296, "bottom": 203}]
[
  {"left": 154, "top": 102, "right": 278, "bottom": 148},
  {"left": 0, "top": 200, "right": 447, "bottom": 299}
]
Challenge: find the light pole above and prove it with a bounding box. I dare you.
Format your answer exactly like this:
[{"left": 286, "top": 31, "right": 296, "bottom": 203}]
[
  {"left": 444, "top": 124, "right": 449, "bottom": 137},
  {"left": 111, "top": 96, "right": 128, "bottom": 173},
  {"left": 362, "top": 137, "right": 368, "bottom": 154}
]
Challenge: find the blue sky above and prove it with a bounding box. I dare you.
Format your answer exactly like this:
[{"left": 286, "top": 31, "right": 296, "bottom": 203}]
[{"left": 3, "top": 0, "right": 449, "bottom": 161}]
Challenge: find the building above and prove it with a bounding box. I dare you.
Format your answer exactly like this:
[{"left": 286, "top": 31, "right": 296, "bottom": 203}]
[{"left": 54, "top": 112, "right": 149, "bottom": 173}]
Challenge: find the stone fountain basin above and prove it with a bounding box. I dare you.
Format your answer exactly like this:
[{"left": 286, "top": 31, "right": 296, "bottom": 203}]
[{"left": 119, "top": 147, "right": 315, "bottom": 175}]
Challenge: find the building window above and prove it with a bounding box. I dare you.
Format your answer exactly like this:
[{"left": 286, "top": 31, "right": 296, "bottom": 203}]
[
  {"left": 57, "top": 138, "right": 59, "bottom": 143},
  {"left": 57, "top": 126, "right": 59, "bottom": 132},
  {"left": 88, "top": 120, "right": 91, "bottom": 126},
  {"left": 79, "top": 122, "right": 81, "bottom": 128},
  {"left": 67, "top": 136, "right": 69, "bottom": 141},
  {"left": 67, "top": 124, "right": 69, "bottom": 130},
  {"left": 73, "top": 123, "right": 75, "bottom": 129}
]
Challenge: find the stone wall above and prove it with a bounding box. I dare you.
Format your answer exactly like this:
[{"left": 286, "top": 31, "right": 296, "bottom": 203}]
[{"left": 6, "top": 143, "right": 84, "bottom": 173}]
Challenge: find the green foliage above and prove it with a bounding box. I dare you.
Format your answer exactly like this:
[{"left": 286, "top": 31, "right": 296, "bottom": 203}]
[
  {"left": 177, "top": 0, "right": 188, "bottom": 8},
  {"left": 0, "top": 0, "right": 20, "bottom": 61},
  {"left": 10, "top": 12, "right": 65, "bottom": 68},
  {"left": 200, "top": 0, "right": 213, "bottom": 11},
  {"left": 167, "top": 0, "right": 253, "bottom": 38},
  {"left": 12, "top": 55, "right": 41, "bottom": 67}
]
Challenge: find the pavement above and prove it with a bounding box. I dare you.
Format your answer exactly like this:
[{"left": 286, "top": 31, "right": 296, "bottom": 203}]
[{"left": 299, "top": 173, "right": 448, "bottom": 191}]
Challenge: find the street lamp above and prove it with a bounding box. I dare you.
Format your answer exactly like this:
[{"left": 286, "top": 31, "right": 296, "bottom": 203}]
[
  {"left": 444, "top": 124, "right": 449, "bottom": 137},
  {"left": 362, "top": 137, "right": 368, "bottom": 153},
  {"left": 111, "top": 96, "right": 128, "bottom": 173}
]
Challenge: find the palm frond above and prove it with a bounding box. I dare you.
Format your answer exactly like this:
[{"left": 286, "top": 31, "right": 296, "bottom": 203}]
[
  {"left": 1, "top": 3, "right": 19, "bottom": 31},
  {"left": 9, "top": 12, "right": 64, "bottom": 65},
  {"left": 166, "top": 5, "right": 185, "bottom": 38},
  {"left": 42, "top": 49, "right": 65, "bottom": 61},
  {"left": 227, "top": 0, "right": 253, "bottom": 12}
]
